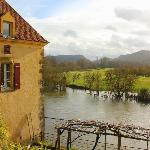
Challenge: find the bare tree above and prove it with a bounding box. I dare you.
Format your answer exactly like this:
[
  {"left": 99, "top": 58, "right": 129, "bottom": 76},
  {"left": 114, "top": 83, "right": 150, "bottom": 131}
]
[
  {"left": 72, "top": 73, "right": 81, "bottom": 83},
  {"left": 84, "top": 71, "right": 102, "bottom": 95},
  {"left": 93, "top": 72, "right": 102, "bottom": 96}
]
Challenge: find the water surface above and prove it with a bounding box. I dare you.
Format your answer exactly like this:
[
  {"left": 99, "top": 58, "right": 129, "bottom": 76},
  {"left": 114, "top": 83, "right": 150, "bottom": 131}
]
[
  {"left": 44, "top": 88, "right": 150, "bottom": 149},
  {"left": 45, "top": 88, "right": 150, "bottom": 127}
]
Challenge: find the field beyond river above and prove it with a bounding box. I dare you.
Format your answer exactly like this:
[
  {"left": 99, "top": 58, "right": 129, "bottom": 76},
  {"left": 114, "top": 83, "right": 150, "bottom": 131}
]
[{"left": 67, "top": 68, "right": 150, "bottom": 92}]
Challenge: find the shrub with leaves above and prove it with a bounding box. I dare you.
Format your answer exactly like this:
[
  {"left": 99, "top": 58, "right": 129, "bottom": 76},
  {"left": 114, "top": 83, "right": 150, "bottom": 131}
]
[
  {"left": 138, "top": 88, "right": 150, "bottom": 102},
  {"left": 105, "top": 69, "right": 136, "bottom": 98},
  {"left": 0, "top": 117, "right": 9, "bottom": 148},
  {"left": 0, "top": 117, "right": 51, "bottom": 150},
  {"left": 83, "top": 71, "right": 102, "bottom": 94}
]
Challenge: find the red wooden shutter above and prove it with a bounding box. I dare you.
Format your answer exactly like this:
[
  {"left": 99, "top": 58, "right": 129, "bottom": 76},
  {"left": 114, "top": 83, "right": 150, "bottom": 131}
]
[
  {"left": 14, "top": 63, "right": 20, "bottom": 89},
  {"left": 4, "top": 45, "right": 11, "bottom": 54}
]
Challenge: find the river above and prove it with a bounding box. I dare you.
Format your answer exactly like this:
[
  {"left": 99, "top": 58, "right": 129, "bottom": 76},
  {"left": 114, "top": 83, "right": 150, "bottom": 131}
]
[{"left": 44, "top": 88, "right": 150, "bottom": 149}]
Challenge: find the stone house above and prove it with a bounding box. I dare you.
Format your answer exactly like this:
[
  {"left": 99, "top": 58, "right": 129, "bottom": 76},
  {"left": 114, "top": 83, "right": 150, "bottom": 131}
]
[{"left": 0, "top": 0, "right": 48, "bottom": 142}]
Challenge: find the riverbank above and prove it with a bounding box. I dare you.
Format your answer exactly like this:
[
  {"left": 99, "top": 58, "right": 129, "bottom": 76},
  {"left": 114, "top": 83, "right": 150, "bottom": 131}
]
[{"left": 67, "top": 84, "right": 88, "bottom": 90}]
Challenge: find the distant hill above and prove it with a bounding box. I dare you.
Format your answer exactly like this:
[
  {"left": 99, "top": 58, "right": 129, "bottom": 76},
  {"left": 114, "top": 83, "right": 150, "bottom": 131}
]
[
  {"left": 111, "top": 50, "right": 150, "bottom": 66},
  {"left": 44, "top": 55, "right": 94, "bottom": 70},
  {"left": 52, "top": 55, "right": 90, "bottom": 63},
  {"left": 47, "top": 50, "right": 150, "bottom": 67}
]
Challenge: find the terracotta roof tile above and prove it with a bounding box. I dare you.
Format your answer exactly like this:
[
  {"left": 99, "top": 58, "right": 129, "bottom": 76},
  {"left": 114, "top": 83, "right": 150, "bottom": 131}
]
[{"left": 0, "top": 0, "right": 48, "bottom": 43}]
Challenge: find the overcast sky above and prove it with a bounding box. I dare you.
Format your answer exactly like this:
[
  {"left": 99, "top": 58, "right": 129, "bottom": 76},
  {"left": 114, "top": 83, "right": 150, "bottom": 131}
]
[{"left": 7, "top": 0, "right": 150, "bottom": 59}]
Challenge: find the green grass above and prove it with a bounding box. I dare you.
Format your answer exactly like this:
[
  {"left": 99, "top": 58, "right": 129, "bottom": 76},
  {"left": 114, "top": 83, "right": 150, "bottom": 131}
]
[
  {"left": 135, "top": 77, "right": 150, "bottom": 91},
  {"left": 67, "top": 68, "right": 111, "bottom": 91},
  {"left": 67, "top": 68, "right": 150, "bottom": 92}
]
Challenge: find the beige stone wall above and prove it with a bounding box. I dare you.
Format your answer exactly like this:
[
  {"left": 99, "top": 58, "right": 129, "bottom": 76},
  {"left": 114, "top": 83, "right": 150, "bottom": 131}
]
[{"left": 0, "top": 41, "right": 44, "bottom": 142}]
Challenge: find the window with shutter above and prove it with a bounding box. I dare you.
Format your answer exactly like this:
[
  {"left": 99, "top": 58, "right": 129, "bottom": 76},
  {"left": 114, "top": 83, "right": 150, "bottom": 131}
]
[
  {"left": 14, "top": 63, "right": 20, "bottom": 90},
  {"left": 0, "top": 63, "right": 11, "bottom": 91},
  {"left": 0, "top": 63, "right": 20, "bottom": 92}
]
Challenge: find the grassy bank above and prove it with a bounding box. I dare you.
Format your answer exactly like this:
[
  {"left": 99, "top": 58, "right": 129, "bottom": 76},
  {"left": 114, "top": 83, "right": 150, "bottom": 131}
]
[
  {"left": 67, "top": 68, "right": 150, "bottom": 92},
  {"left": 135, "top": 77, "right": 150, "bottom": 91}
]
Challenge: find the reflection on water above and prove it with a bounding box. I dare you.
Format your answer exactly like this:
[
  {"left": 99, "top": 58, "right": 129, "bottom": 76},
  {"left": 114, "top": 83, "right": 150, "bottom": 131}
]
[
  {"left": 44, "top": 88, "right": 150, "bottom": 128},
  {"left": 44, "top": 88, "right": 150, "bottom": 149}
]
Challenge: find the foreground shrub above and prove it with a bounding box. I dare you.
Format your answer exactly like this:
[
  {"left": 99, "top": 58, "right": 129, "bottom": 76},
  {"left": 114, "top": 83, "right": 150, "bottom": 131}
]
[
  {"left": 0, "top": 117, "right": 9, "bottom": 148},
  {"left": 0, "top": 117, "right": 51, "bottom": 150},
  {"left": 138, "top": 88, "right": 150, "bottom": 102},
  {"left": 0, "top": 117, "right": 76, "bottom": 150}
]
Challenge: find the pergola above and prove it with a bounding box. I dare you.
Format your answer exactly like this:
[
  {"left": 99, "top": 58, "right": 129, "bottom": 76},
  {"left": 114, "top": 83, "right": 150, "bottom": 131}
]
[{"left": 55, "top": 119, "right": 150, "bottom": 150}]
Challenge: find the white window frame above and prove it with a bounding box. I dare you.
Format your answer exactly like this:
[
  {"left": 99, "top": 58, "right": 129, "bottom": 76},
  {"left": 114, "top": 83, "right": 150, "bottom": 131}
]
[{"left": 1, "top": 63, "right": 11, "bottom": 91}]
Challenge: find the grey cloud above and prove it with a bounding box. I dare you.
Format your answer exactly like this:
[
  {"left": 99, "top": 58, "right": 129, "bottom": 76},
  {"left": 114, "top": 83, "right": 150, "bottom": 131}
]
[
  {"left": 107, "top": 34, "right": 150, "bottom": 53},
  {"left": 115, "top": 8, "right": 142, "bottom": 21},
  {"left": 115, "top": 8, "right": 150, "bottom": 27},
  {"left": 132, "top": 30, "right": 150, "bottom": 37},
  {"left": 125, "top": 37, "right": 150, "bottom": 48},
  {"left": 105, "top": 25, "right": 117, "bottom": 32},
  {"left": 63, "top": 30, "right": 78, "bottom": 38},
  {"left": 107, "top": 35, "right": 124, "bottom": 49},
  {"left": 45, "top": 41, "right": 84, "bottom": 56}
]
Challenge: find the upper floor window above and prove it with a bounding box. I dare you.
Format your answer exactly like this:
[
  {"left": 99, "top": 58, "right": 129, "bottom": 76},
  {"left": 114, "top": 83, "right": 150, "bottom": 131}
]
[{"left": 3, "top": 21, "right": 12, "bottom": 37}]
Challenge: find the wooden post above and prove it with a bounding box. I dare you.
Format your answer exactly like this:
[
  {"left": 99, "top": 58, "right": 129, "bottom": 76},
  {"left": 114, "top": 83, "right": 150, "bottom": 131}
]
[
  {"left": 105, "top": 129, "right": 107, "bottom": 150},
  {"left": 67, "top": 129, "right": 72, "bottom": 150},
  {"left": 57, "top": 128, "right": 61, "bottom": 150},
  {"left": 147, "top": 132, "right": 149, "bottom": 150},
  {"left": 69, "top": 130, "right": 72, "bottom": 148},
  {"left": 118, "top": 134, "right": 121, "bottom": 150}
]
